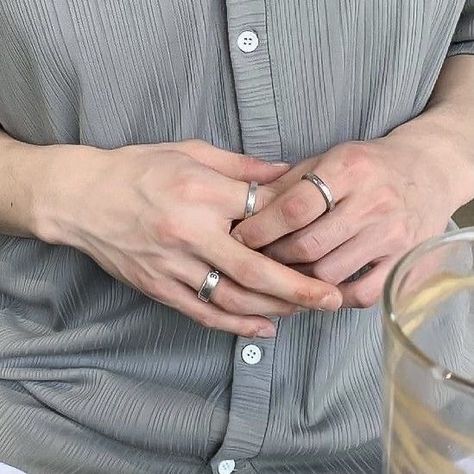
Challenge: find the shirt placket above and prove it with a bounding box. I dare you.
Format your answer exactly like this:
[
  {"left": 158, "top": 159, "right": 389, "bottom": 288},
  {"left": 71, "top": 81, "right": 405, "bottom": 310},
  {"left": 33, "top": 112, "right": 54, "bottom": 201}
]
[
  {"left": 224, "top": 0, "right": 282, "bottom": 161},
  {"left": 210, "top": 324, "right": 280, "bottom": 474},
  {"left": 210, "top": 2, "right": 282, "bottom": 473}
]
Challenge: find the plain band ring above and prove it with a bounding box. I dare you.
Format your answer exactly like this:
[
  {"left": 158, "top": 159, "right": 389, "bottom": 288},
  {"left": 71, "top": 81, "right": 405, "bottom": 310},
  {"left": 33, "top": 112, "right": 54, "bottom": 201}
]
[
  {"left": 197, "top": 269, "right": 220, "bottom": 303},
  {"left": 301, "top": 172, "right": 336, "bottom": 213},
  {"left": 244, "top": 181, "right": 258, "bottom": 218}
]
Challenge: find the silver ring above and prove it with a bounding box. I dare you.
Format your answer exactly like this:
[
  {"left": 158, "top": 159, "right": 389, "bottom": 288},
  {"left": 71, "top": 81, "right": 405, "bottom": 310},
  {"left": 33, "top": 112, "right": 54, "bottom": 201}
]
[
  {"left": 197, "top": 269, "right": 220, "bottom": 302},
  {"left": 244, "top": 181, "right": 258, "bottom": 218},
  {"left": 301, "top": 172, "right": 335, "bottom": 213}
]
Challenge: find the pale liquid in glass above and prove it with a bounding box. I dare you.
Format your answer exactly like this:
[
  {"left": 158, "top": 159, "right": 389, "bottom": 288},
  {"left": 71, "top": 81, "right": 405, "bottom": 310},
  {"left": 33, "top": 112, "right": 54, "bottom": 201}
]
[{"left": 385, "top": 274, "right": 474, "bottom": 474}]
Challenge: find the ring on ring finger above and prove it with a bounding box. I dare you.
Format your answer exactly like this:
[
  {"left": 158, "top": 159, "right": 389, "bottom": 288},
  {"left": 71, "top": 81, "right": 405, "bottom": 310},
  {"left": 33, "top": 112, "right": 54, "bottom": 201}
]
[{"left": 197, "top": 269, "right": 220, "bottom": 302}]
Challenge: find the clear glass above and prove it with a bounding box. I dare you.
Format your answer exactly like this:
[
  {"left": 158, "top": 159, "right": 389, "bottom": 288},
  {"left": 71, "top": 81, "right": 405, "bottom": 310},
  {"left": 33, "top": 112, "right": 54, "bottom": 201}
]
[{"left": 383, "top": 228, "right": 474, "bottom": 474}]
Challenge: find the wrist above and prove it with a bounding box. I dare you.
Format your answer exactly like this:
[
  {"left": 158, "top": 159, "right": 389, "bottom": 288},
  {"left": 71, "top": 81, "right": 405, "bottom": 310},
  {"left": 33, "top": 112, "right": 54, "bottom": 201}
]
[
  {"left": 385, "top": 107, "right": 474, "bottom": 214},
  {"left": 0, "top": 138, "right": 62, "bottom": 240},
  {"left": 33, "top": 143, "right": 108, "bottom": 246}
]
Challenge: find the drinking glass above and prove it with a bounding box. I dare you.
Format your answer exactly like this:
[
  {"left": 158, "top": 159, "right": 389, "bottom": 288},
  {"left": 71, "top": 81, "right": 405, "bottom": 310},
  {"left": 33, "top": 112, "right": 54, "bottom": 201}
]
[{"left": 383, "top": 228, "right": 474, "bottom": 474}]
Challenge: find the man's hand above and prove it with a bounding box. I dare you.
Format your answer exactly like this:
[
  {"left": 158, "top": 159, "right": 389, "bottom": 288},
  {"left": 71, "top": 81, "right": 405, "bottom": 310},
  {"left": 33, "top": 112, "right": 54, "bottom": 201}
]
[
  {"left": 232, "top": 127, "right": 469, "bottom": 308},
  {"left": 233, "top": 55, "right": 474, "bottom": 310},
  {"left": 33, "top": 139, "right": 342, "bottom": 338}
]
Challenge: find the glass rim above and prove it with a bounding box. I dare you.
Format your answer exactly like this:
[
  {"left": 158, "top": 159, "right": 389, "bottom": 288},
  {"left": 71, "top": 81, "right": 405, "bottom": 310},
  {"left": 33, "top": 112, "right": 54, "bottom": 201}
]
[{"left": 383, "top": 226, "right": 474, "bottom": 393}]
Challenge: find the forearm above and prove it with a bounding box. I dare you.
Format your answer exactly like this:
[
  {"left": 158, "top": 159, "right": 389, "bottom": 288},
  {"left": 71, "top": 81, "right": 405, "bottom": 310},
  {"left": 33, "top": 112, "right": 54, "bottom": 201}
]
[{"left": 387, "top": 55, "right": 474, "bottom": 212}]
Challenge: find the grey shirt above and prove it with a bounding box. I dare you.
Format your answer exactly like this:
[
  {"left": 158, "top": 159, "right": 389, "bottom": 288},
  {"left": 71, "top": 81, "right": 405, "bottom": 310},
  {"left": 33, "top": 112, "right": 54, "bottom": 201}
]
[{"left": 0, "top": 1, "right": 473, "bottom": 473}]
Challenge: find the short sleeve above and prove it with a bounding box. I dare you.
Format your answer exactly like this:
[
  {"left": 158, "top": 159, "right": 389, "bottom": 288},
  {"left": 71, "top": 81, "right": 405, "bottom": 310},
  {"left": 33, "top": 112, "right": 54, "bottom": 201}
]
[{"left": 448, "top": 0, "right": 474, "bottom": 56}]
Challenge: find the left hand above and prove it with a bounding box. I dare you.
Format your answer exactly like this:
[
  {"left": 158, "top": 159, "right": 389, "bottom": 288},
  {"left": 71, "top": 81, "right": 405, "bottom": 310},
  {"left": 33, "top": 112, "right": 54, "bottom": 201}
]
[{"left": 231, "top": 132, "right": 458, "bottom": 308}]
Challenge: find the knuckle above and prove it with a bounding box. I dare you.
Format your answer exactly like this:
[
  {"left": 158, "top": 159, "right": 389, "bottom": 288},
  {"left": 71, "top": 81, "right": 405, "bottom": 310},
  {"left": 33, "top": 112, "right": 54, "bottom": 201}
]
[
  {"left": 388, "top": 219, "right": 410, "bottom": 248},
  {"left": 232, "top": 259, "right": 249, "bottom": 282},
  {"left": 334, "top": 219, "right": 349, "bottom": 242},
  {"left": 294, "top": 235, "right": 321, "bottom": 262},
  {"left": 131, "top": 270, "right": 151, "bottom": 294},
  {"left": 339, "top": 142, "right": 373, "bottom": 175},
  {"left": 311, "top": 262, "right": 339, "bottom": 285},
  {"left": 353, "top": 284, "right": 379, "bottom": 308},
  {"left": 241, "top": 325, "right": 260, "bottom": 338},
  {"left": 146, "top": 279, "right": 171, "bottom": 303},
  {"left": 371, "top": 185, "right": 399, "bottom": 214},
  {"left": 153, "top": 215, "right": 185, "bottom": 245},
  {"left": 286, "top": 304, "right": 300, "bottom": 315},
  {"left": 280, "top": 194, "right": 311, "bottom": 227},
  {"left": 218, "top": 291, "right": 243, "bottom": 313},
  {"left": 198, "top": 312, "right": 218, "bottom": 330},
  {"left": 379, "top": 184, "right": 399, "bottom": 202},
  {"left": 293, "top": 285, "right": 321, "bottom": 307},
  {"left": 173, "top": 170, "right": 204, "bottom": 202},
  {"left": 235, "top": 259, "right": 263, "bottom": 290},
  {"left": 235, "top": 222, "right": 266, "bottom": 248},
  {"left": 238, "top": 158, "right": 252, "bottom": 179}
]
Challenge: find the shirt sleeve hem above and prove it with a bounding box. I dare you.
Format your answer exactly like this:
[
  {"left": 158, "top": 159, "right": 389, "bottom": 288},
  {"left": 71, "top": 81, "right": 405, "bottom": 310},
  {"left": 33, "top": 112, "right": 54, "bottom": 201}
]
[{"left": 447, "top": 41, "right": 474, "bottom": 57}]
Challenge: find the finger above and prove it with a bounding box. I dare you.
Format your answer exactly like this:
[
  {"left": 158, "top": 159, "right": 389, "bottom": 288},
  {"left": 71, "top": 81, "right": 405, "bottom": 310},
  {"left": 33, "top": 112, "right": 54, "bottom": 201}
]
[
  {"left": 219, "top": 180, "right": 278, "bottom": 220},
  {"left": 338, "top": 258, "right": 398, "bottom": 308},
  {"left": 168, "top": 139, "right": 291, "bottom": 183},
  {"left": 231, "top": 166, "right": 347, "bottom": 250},
  {"left": 231, "top": 142, "right": 377, "bottom": 249},
  {"left": 171, "top": 257, "right": 298, "bottom": 316},
  {"left": 262, "top": 196, "right": 362, "bottom": 264},
  {"left": 195, "top": 234, "right": 343, "bottom": 311},
  {"left": 231, "top": 178, "right": 327, "bottom": 249},
  {"left": 294, "top": 225, "right": 392, "bottom": 285},
  {"left": 141, "top": 275, "right": 277, "bottom": 338}
]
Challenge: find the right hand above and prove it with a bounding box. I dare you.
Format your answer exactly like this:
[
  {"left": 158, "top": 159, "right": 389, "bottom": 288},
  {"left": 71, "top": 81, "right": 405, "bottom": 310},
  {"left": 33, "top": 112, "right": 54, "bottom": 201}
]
[{"left": 38, "top": 139, "right": 342, "bottom": 337}]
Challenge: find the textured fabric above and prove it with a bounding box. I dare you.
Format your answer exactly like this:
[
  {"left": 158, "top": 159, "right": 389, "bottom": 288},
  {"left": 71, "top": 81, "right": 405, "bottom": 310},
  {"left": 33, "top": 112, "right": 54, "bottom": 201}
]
[
  {"left": 450, "top": 0, "right": 474, "bottom": 55},
  {"left": 0, "top": 1, "right": 473, "bottom": 473}
]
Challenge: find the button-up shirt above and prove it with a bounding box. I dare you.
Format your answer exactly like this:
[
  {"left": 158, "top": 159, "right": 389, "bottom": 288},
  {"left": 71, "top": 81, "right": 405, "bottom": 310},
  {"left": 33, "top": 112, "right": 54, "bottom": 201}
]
[{"left": 0, "top": 1, "right": 473, "bottom": 473}]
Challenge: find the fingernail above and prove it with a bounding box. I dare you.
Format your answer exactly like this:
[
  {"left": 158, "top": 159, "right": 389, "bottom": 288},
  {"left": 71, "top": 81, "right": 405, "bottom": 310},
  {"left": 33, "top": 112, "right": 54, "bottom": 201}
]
[
  {"left": 232, "top": 232, "right": 244, "bottom": 244},
  {"left": 257, "top": 325, "right": 277, "bottom": 338},
  {"left": 319, "top": 293, "right": 343, "bottom": 312},
  {"left": 270, "top": 161, "right": 290, "bottom": 167}
]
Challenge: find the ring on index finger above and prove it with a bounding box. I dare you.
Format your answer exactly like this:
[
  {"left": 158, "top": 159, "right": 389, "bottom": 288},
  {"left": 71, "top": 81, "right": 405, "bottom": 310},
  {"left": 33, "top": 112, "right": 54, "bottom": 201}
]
[{"left": 301, "top": 172, "right": 335, "bottom": 213}]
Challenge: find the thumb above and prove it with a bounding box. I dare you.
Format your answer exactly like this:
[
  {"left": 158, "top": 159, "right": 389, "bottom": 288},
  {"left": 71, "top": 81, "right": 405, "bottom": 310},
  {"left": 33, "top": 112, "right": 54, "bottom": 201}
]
[{"left": 176, "top": 139, "right": 291, "bottom": 184}]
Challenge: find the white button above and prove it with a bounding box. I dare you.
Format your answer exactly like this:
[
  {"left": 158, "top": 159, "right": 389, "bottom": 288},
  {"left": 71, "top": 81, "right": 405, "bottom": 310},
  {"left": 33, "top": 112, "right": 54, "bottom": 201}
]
[
  {"left": 237, "top": 30, "right": 259, "bottom": 53},
  {"left": 241, "top": 344, "right": 262, "bottom": 365},
  {"left": 218, "top": 459, "right": 235, "bottom": 474}
]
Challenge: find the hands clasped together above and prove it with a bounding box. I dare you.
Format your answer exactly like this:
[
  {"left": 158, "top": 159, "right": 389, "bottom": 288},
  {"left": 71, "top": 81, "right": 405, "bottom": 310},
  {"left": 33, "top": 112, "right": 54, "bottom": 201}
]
[{"left": 48, "top": 135, "right": 454, "bottom": 338}]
